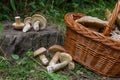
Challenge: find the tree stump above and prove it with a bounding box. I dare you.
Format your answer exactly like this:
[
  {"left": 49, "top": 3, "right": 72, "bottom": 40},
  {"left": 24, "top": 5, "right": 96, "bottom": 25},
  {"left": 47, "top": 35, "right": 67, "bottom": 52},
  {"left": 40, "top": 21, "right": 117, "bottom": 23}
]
[{"left": 0, "top": 21, "right": 64, "bottom": 58}]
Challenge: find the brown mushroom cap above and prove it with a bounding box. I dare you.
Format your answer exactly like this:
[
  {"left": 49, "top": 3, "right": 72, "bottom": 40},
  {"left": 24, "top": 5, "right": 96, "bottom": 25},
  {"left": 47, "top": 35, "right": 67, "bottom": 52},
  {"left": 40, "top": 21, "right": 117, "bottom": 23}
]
[
  {"left": 34, "top": 47, "right": 47, "bottom": 57},
  {"left": 32, "top": 14, "right": 46, "bottom": 21},
  {"left": 24, "top": 17, "right": 31, "bottom": 24},
  {"left": 48, "top": 45, "right": 66, "bottom": 54},
  {"left": 76, "top": 16, "right": 108, "bottom": 28},
  {"left": 31, "top": 14, "right": 47, "bottom": 30},
  {"left": 59, "top": 52, "right": 72, "bottom": 62}
]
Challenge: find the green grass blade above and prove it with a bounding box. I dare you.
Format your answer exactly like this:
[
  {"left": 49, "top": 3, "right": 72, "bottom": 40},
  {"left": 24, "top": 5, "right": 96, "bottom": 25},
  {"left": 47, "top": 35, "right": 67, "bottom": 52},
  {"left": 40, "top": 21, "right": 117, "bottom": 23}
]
[
  {"left": 10, "top": 0, "right": 16, "bottom": 11},
  {"left": 0, "top": 22, "right": 2, "bottom": 33}
]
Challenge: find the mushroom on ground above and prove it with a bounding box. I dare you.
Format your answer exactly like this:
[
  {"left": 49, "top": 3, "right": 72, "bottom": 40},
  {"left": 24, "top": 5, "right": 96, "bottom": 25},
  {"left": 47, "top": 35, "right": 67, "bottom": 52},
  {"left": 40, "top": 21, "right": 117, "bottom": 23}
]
[
  {"left": 34, "top": 47, "right": 49, "bottom": 65},
  {"left": 12, "top": 16, "right": 24, "bottom": 30},
  {"left": 48, "top": 45, "right": 66, "bottom": 66},
  {"left": 47, "top": 52, "right": 72, "bottom": 72},
  {"left": 31, "top": 14, "right": 47, "bottom": 31},
  {"left": 23, "top": 17, "right": 32, "bottom": 32},
  {"left": 68, "top": 61, "right": 75, "bottom": 70}
]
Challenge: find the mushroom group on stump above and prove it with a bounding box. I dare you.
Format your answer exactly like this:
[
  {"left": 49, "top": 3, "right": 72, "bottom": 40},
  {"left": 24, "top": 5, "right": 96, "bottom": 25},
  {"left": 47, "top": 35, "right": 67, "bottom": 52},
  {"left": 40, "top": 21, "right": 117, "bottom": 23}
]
[
  {"left": 47, "top": 52, "right": 72, "bottom": 72},
  {"left": 13, "top": 14, "right": 47, "bottom": 32},
  {"left": 48, "top": 45, "right": 66, "bottom": 66},
  {"left": 34, "top": 47, "right": 49, "bottom": 65}
]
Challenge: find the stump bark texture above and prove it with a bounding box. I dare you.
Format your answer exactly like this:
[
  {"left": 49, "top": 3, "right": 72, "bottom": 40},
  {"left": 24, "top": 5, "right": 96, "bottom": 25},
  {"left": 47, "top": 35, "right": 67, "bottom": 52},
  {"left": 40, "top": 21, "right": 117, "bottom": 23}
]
[{"left": 0, "top": 21, "right": 64, "bottom": 58}]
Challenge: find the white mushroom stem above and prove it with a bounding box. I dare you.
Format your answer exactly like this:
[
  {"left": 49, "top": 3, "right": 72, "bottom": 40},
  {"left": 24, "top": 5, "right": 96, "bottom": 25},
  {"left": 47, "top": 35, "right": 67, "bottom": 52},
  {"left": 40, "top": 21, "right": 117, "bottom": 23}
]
[
  {"left": 48, "top": 52, "right": 60, "bottom": 66},
  {"left": 39, "top": 54, "right": 49, "bottom": 65},
  {"left": 33, "top": 21, "right": 40, "bottom": 31},
  {"left": 47, "top": 61, "right": 69, "bottom": 72},
  {"left": 23, "top": 23, "right": 32, "bottom": 32}
]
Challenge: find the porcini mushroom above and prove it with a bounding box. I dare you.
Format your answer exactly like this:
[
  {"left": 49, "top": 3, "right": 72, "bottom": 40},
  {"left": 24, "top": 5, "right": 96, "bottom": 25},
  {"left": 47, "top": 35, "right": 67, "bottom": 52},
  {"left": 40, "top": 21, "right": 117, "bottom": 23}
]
[
  {"left": 12, "top": 16, "right": 24, "bottom": 30},
  {"left": 47, "top": 52, "right": 72, "bottom": 72},
  {"left": 23, "top": 17, "right": 32, "bottom": 32},
  {"left": 68, "top": 61, "right": 75, "bottom": 70},
  {"left": 75, "top": 16, "right": 107, "bottom": 32},
  {"left": 48, "top": 45, "right": 66, "bottom": 66},
  {"left": 34, "top": 47, "right": 49, "bottom": 65},
  {"left": 31, "top": 14, "right": 47, "bottom": 31}
]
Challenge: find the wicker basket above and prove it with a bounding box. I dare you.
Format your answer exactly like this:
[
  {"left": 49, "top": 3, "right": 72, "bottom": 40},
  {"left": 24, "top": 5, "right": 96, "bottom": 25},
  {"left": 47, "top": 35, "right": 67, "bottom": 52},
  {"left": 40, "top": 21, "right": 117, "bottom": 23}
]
[{"left": 64, "top": 0, "right": 120, "bottom": 77}]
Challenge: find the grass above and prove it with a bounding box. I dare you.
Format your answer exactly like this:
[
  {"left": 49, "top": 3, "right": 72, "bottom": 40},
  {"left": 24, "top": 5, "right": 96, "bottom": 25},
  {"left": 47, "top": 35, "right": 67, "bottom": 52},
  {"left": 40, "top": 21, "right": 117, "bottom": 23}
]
[
  {"left": 0, "top": 0, "right": 118, "bottom": 80},
  {"left": 0, "top": 51, "right": 102, "bottom": 80},
  {"left": 0, "top": 23, "right": 2, "bottom": 32}
]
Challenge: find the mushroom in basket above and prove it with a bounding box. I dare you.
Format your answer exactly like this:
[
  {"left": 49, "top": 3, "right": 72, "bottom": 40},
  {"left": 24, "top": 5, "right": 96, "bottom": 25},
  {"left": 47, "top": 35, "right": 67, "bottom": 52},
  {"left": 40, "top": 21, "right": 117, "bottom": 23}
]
[
  {"left": 105, "top": 8, "right": 112, "bottom": 20},
  {"left": 31, "top": 14, "right": 47, "bottom": 31},
  {"left": 75, "top": 16, "right": 107, "bottom": 32}
]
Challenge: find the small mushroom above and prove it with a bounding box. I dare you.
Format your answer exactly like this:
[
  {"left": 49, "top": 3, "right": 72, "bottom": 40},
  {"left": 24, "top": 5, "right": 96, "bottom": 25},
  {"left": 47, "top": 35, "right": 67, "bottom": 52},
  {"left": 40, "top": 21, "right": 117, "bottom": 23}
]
[
  {"left": 31, "top": 14, "right": 47, "bottom": 31},
  {"left": 34, "top": 47, "right": 49, "bottom": 65},
  {"left": 68, "top": 61, "right": 75, "bottom": 70},
  {"left": 12, "top": 16, "right": 24, "bottom": 30},
  {"left": 47, "top": 52, "right": 72, "bottom": 72},
  {"left": 23, "top": 17, "right": 32, "bottom": 32},
  {"left": 48, "top": 45, "right": 66, "bottom": 66}
]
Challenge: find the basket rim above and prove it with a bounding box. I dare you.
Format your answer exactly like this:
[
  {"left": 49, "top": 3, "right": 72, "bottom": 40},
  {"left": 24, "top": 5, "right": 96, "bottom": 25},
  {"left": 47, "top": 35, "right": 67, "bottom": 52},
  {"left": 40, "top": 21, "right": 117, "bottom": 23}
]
[{"left": 64, "top": 12, "right": 120, "bottom": 50}]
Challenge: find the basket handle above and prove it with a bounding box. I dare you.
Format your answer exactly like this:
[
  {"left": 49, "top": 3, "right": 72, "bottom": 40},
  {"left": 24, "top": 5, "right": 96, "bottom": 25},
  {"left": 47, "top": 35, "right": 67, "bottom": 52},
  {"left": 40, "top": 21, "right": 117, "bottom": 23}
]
[{"left": 103, "top": 0, "right": 120, "bottom": 36}]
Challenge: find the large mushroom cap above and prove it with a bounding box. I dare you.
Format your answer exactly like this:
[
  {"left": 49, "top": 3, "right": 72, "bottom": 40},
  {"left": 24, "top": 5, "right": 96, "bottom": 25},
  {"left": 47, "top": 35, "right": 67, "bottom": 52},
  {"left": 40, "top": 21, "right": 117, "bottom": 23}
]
[
  {"left": 34, "top": 47, "right": 47, "bottom": 57},
  {"left": 31, "top": 14, "right": 47, "bottom": 30},
  {"left": 24, "top": 17, "right": 31, "bottom": 24},
  {"left": 76, "top": 16, "right": 108, "bottom": 28},
  {"left": 59, "top": 52, "right": 72, "bottom": 62},
  {"left": 48, "top": 45, "right": 66, "bottom": 53}
]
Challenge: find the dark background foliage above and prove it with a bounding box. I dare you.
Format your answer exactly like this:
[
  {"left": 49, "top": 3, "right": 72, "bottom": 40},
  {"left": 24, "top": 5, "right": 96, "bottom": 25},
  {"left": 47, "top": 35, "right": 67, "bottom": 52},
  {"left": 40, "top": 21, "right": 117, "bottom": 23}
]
[{"left": 0, "top": 0, "right": 117, "bottom": 21}]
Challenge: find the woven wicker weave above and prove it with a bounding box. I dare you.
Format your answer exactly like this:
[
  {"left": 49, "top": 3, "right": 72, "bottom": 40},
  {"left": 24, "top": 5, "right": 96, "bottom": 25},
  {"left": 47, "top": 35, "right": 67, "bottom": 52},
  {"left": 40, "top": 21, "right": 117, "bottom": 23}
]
[{"left": 64, "top": 0, "right": 120, "bottom": 77}]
